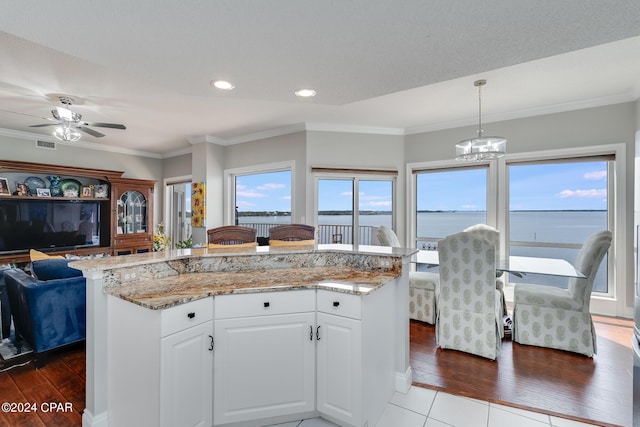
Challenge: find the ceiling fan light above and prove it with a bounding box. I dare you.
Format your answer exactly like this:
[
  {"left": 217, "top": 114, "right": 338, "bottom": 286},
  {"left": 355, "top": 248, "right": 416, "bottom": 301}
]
[{"left": 53, "top": 126, "right": 81, "bottom": 142}]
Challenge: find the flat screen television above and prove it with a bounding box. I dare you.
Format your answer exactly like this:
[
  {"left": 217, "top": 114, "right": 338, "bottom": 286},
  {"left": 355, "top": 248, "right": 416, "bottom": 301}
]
[{"left": 0, "top": 198, "right": 103, "bottom": 255}]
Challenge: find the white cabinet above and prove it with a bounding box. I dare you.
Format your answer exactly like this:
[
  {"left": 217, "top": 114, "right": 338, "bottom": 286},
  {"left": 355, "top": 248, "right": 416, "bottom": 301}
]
[
  {"left": 316, "top": 285, "right": 396, "bottom": 427},
  {"left": 107, "top": 296, "right": 214, "bottom": 427},
  {"left": 161, "top": 320, "right": 213, "bottom": 427},
  {"left": 316, "top": 311, "right": 362, "bottom": 426},
  {"left": 214, "top": 290, "right": 316, "bottom": 425}
]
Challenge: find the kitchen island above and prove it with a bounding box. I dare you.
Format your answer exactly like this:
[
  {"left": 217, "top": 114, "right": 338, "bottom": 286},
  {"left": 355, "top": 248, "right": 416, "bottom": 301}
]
[{"left": 71, "top": 244, "right": 416, "bottom": 427}]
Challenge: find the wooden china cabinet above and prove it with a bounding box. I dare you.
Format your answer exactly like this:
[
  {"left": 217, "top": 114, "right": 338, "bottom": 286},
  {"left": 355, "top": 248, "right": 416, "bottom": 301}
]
[
  {"left": 110, "top": 177, "right": 155, "bottom": 255},
  {"left": 0, "top": 160, "right": 155, "bottom": 263}
]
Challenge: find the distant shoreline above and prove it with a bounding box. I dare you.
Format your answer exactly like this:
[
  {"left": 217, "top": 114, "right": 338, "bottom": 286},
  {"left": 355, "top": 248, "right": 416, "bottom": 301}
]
[{"left": 238, "top": 209, "right": 606, "bottom": 216}]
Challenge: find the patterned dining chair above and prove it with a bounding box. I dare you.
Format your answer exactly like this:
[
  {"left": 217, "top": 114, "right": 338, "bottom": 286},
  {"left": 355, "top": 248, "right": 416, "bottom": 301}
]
[
  {"left": 512, "top": 230, "right": 611, "bottom": 357},
  {"left": 436, "top": 231, "right": 502, "bottom": 360},
  {"left": 463, "top": 224, "right": 507, "bottom": 321},
  {"left": 376, "top": 226, "right": 438, "bottom": 325}
]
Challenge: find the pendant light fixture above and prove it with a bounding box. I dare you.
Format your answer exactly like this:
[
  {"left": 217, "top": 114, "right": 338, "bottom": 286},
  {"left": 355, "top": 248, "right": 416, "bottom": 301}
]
[{"left": 455, "top": 79, "right": 506, "bottom": 161}]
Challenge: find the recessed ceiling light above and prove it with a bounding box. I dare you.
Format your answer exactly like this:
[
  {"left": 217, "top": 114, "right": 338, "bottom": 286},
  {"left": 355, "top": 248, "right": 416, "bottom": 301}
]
[
  {"left": 211, "top": 80, "right": 235, "bottom": 90},
  {"left": 294, "top": 88, "right": 316, "bottom": 98}
]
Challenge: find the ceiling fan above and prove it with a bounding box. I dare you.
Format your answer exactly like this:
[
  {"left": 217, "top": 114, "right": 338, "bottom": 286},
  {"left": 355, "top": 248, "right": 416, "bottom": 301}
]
[
  {"left": 2, "top": 96, "right": 126, "bottom": 141},
  {"left": 32, "top": 96, "right": 126, "bottom": 141}
]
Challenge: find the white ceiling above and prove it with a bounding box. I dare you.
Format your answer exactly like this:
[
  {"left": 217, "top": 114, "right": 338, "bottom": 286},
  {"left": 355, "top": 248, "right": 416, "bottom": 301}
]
[{"left": 0, "top": 1, "right": 639, "bottom": 158}]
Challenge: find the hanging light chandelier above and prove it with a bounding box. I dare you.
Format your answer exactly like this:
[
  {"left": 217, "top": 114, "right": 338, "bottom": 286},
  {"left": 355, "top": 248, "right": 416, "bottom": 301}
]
[{"left": 455, "top": 79, "right": 506, "bottom": 161}]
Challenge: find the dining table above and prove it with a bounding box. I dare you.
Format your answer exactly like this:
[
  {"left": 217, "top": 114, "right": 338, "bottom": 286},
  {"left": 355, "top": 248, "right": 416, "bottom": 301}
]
[{"left": 412, "top": 250, "right": 586, "bottom": 279}]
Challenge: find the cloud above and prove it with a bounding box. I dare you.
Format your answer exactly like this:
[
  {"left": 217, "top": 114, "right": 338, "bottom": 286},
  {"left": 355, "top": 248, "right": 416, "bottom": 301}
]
[
  {"left": 281, "top": 196, "right": 291, "bottom": 200},
  {"left": 236, "top": 190, "right": 266, "bottom": 198},
  {"left": 366, "top": 200, "right": 392, "bottom": 207},
  {"left": 462, "top": 204, "right": 478, "bottom": 209},
  {"left": 556, "top": 189, "right": 606, "bottom": 198},
  {"left": 236, "top": 200, "right": 256, "bottom": 208},
  {"left": 236, "top": 184, "right": 247, "bottom": 190},
  {"left": 584, "top": 171, "right": 607, "bottom": 180},
  {"left": 257, "top": 183, "right": 286, "bottom": 190}
]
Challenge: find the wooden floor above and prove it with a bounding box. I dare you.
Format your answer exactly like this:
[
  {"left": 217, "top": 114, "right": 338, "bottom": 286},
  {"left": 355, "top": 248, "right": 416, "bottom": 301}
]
[
  {"left": 410, "top": 315, "right": 633, "bottom": 427},
  {"left": 0, "top": 314, "right": 632, "bottom": 427},
  {"left": 0, "top": 342, "right": 85, "bottom": 427}
]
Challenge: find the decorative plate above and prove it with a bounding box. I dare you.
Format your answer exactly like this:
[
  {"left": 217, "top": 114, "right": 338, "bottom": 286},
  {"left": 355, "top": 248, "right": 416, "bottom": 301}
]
[
  {"left": 24, "top": 176, "right": 46, "bottom": 194},
  {"left": 59, "top": 178, "right": 82, "bottom": 198}
]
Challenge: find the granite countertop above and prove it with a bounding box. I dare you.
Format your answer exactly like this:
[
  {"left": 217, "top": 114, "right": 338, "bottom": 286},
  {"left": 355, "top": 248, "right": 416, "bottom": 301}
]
[{"left": 109, "top": 266, "right": 399, "bottom": 310}]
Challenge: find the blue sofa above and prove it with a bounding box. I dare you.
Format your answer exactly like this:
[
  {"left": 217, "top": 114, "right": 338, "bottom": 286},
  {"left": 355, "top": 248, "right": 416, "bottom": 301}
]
[{"left": 4, "top": 258, "right": 86, "bottom": 365}]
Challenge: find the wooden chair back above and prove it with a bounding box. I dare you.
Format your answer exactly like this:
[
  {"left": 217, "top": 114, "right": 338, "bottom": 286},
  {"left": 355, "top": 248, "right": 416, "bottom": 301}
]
[
  {"left": 269, "top": 224, "right": 315, "bottom": 242},
  {"left": 207, "top": 225, "right": 257, "bottom": 245}
]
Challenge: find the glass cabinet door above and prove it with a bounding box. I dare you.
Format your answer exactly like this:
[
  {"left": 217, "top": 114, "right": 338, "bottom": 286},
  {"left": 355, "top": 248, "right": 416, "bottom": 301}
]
[{"left": 117, "top": 190, "right": 148, "bottom": 234}]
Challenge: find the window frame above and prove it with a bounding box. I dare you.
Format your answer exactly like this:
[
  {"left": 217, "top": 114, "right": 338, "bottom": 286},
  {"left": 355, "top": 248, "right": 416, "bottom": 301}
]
[{"left": 313, "top": 169, "right": 397, "bottom": 245}]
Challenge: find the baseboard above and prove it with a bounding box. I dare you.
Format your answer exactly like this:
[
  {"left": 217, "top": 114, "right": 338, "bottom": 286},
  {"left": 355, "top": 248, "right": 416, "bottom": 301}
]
[
  {"left": 395, "top": 367, "right": 412, "bottom": 393},
  {"left": 82, "top": 409, "right": 108, "bottom": 427}
]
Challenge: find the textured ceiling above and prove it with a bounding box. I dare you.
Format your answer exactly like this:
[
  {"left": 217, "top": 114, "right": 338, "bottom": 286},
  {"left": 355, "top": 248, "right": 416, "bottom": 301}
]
[{"left": 0, "top": 1, "right": 639, "bottom": 157}]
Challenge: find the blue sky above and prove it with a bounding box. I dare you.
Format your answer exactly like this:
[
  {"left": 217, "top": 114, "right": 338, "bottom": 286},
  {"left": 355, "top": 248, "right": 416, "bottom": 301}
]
[{"left": 231, "top": 161, "right": 608, "bottom": 212}]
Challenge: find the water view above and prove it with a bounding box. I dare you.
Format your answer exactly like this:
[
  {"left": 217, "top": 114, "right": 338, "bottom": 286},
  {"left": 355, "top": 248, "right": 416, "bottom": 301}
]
[{"left": 239, "top": 210, "right": 608, "bottom": 292}]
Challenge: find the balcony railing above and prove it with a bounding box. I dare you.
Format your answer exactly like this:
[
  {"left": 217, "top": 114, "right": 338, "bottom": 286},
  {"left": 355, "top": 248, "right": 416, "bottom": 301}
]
[{"left": 240, "top": 223, "right": 378, "bottom": 245}]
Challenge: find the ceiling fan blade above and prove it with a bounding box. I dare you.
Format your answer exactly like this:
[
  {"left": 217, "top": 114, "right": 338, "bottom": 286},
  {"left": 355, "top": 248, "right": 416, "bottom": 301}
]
[
  {"left": 77, "top": 126, "right": 105, "bottom": 138},
  {"left": 82, "top": 121, "right": 126, "bottom": 130},
  {"left": 0, "top": 108, "right": 57, "bottom": 122},
  {"left": 29, "top": 123, "right": 58, "bottom": 128}
]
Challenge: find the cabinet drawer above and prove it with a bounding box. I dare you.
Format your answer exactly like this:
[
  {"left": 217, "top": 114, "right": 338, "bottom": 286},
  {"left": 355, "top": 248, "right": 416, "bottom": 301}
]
[
  {"left": 161, "top": 297, "right": 213, "bottom": 337},
  {"left": 317, "top": 290, "right": 361, "bottom": 320},
  {"left": 215, "top": 289, "right": 315, "bottom": 319}
]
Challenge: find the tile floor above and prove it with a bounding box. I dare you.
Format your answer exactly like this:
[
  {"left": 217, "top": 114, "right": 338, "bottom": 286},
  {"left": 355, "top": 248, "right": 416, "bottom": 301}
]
[{"left": 267, "top": 386, "right": 596, "bottom": 427}]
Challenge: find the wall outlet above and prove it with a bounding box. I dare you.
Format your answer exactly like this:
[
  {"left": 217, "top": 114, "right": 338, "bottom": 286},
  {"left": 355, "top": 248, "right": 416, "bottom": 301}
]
[{"left": 377, "top": 258, "right": 392, "bottom": 268}]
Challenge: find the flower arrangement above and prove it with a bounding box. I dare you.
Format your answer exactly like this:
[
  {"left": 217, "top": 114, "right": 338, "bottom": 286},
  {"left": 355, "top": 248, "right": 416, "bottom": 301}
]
[{"left": 153, "top": 223, "right": 171, "bottom": 251}]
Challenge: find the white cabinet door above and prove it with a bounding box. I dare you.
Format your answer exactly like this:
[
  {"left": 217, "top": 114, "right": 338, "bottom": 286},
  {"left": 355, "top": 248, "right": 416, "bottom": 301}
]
[
  {"left": 316, "top": 312, "right": 362, "bottom": 427},
  {"left": 214, "top": 312, "right": 316, "bottom": 425},
  {"left": 161, "top": 320, "right": 214, "bottom": 427}
]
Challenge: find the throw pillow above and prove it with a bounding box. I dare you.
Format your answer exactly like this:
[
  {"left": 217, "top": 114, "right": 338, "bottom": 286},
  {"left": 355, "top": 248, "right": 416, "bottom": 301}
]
[
  {"left": 31, "top": 259, "right": 83, "bottom": 281},
  {"left": 30, "top": 249, "right": 64, "bottom": 261}
]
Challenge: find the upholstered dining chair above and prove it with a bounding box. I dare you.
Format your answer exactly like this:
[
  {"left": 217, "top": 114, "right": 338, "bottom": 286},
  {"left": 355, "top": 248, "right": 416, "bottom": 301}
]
[
  {"left": 376, "top": 226, "right": 438, "bottom": 325},
  {"left": 268, "top": 224, "right": 316, "bottom": 246},
  {"left": 207, "top": 225, "right": 258, "bottom": 247},
  {"left": 512, "top": 230, "right": 612, "bottom": 357},
  {"left": 463, "top": 224, "right": 507, "bottom": 318},
  {"left": 436, "top": 231, "right": 503, "bottom": 360}
]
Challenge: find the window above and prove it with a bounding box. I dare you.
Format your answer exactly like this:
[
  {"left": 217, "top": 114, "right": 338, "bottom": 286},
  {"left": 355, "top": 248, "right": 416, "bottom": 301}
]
[
  {"left": 314, "top": 169, "right": 396, "bottom": 245},
  {"left": 507, "top": 158, "right": 612, "bottom": 293},
  {"left": 409, "top": 144, "right": 623, "bottom": 317},
  {"left": 227, "top": 164, "right": 293, "bottom": 239},
  {"left": 414, "top": 165, "right": 489, "bottom": 250}
]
